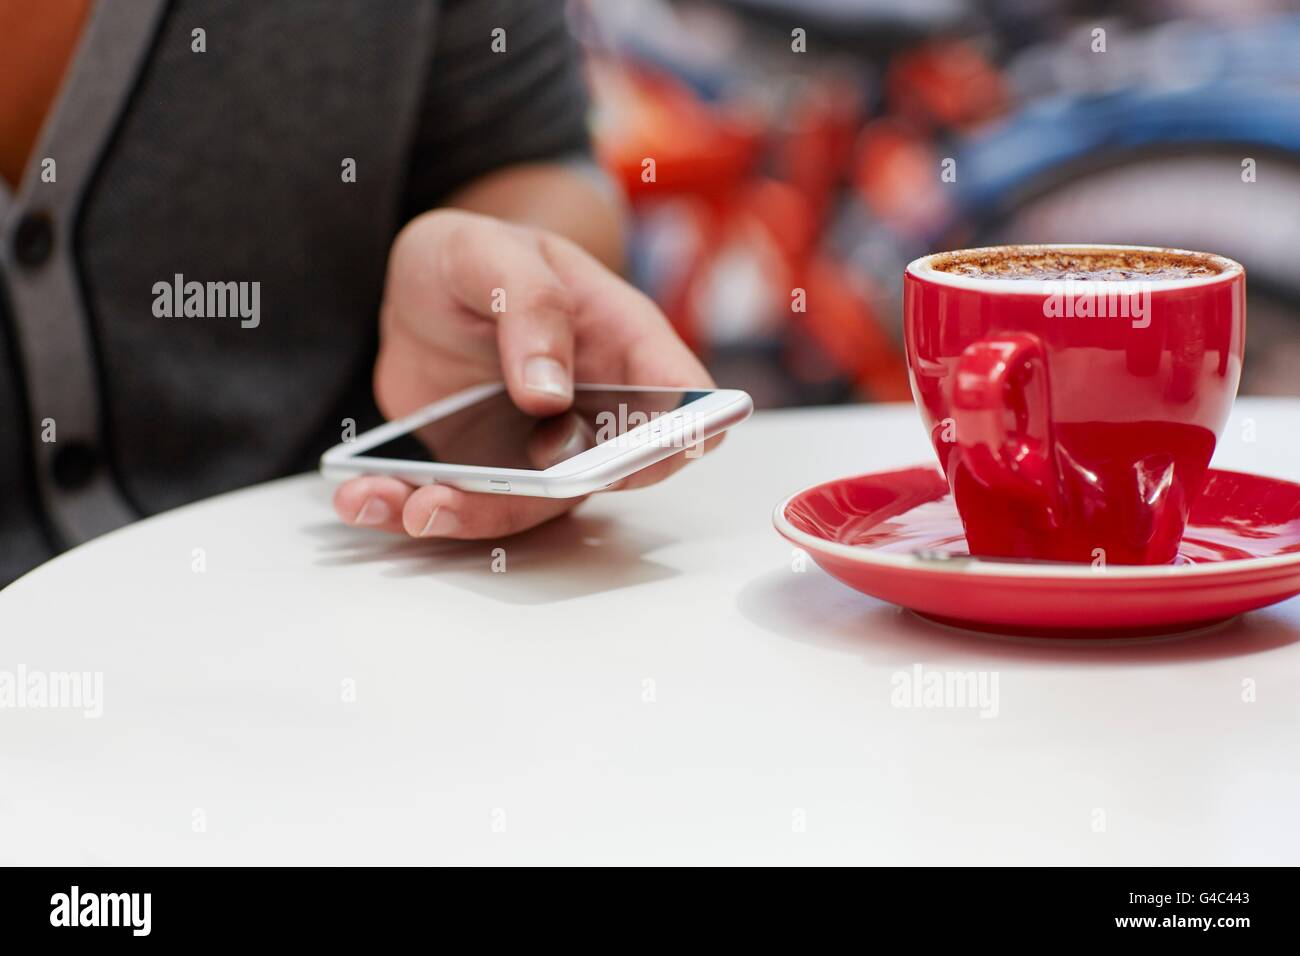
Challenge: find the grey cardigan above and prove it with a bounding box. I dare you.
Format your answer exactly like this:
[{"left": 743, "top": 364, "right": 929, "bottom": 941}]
[{"left": 0, "top": 0, "right": 593, "bottom": 586}]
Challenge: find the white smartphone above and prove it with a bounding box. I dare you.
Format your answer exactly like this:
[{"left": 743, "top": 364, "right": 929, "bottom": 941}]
[{"left": 319, "top": 383, "right": 752, "bottom": 497}]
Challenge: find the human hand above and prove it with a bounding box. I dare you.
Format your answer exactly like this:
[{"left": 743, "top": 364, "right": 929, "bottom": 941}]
[{"left": 333, "top": 209, "right": 717, "bottom": 539}]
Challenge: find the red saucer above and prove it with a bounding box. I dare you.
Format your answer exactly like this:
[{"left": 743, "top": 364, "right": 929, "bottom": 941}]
[{"left": 774, "top": 466, "right": 1300, "bottom": 638}]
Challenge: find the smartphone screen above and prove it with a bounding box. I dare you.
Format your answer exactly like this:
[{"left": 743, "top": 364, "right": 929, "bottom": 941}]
[{"left": 357, "top": 389, "right": 712, "bottom": 471}]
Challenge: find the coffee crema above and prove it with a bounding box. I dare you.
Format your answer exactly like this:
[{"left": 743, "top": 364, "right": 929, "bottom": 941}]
[{"left": 930, "top": 248, "right": 1221, "bottom": 282}]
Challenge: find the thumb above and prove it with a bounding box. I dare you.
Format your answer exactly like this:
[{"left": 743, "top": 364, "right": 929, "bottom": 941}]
[
  {"left": 494, "top": 270, "right": 576, "bottom": 417},
  {"left": 435, "top": 213, "right": 577, "bottom": 416}
]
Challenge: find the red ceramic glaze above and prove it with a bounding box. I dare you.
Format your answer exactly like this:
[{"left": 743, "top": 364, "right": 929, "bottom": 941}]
[
  {"left": 775, "top": 465, "right": 1300, "bottom": 638},
  {"left": 904, "top": 245, "right": 1246, "bottom": 564}
]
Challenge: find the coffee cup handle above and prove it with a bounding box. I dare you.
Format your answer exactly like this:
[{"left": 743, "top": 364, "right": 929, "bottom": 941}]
[{"left": 951, "top": 333, "right": 1057, "bottom": 503}]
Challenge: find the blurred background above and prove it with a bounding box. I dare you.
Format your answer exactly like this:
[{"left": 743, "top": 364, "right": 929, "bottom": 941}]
[{"left": 569, "top": 0, "right": 1300, "bottom": 407}]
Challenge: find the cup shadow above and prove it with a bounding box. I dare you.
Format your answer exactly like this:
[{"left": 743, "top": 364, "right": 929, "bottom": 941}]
[
  {"left": 303, "top": 513, "right": 680, "bottom": 606},
  {"left": 736, "top": 567, "right": 1300, "bottom": 666}
]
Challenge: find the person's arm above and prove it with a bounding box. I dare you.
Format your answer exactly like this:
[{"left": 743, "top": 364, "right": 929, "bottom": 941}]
[
  {"left": 331, "top": 2, "right": 714, "bottom": 540},
  {"left": 445, "top": 162, "right": 626, "bottom": 275},
  {"left": 400, "top": 1, "right": 625, "bottom": 271}
]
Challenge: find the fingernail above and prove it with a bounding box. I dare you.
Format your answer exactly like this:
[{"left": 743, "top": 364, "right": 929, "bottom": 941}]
[
  {"left": 355, "top": 497, "right": 391, "bottom": 526},
  {"left": 419, "top": 506, "right": 461, "bottom": 537},
  {"left": 523, "top": 356, "right": 571, "bottom": 398}
]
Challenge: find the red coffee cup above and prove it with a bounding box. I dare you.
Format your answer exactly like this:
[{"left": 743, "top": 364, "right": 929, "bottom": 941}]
[{"left": 904, "top": 244, "right": 1245, "bottom": 565}]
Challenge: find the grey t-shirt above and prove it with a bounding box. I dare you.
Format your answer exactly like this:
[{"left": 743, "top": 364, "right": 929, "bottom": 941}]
[{"left": 0, "top": 0, "right": 593, "bottom": 586}]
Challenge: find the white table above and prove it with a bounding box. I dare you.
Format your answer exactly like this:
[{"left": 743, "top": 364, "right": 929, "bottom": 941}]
[{"left": 2, "top": 399, "right": 1298, "bottom": 866}]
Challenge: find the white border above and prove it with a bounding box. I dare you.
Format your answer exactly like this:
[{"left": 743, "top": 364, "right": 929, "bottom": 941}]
[
  {"left": 906, "top": 243, "right": 1244, "bottom": 296},
  {"left": 772, "top": 466, "right": 1300, "bottom": 581}
]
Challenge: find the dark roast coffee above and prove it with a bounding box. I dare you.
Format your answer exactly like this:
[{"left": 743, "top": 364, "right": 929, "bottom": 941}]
[{"left": 931, "top": 247, "right": 1221, "bottom": 282}]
